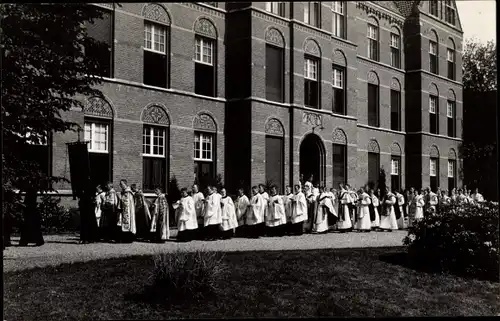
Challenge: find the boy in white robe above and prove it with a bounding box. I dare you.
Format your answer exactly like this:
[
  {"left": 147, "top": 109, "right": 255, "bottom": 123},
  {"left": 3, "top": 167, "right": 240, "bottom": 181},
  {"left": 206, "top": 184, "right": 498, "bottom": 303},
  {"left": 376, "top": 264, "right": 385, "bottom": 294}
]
[
  {"left": 355, "top": 188, "right": 372, "bottom": 232},
  {"left": 304, "top": 185, "right": 317, "bottom": 233},
  {"left": 203, "top": 185, "right": 222, "bottom": 241},
  {"left": 192, "top": 184, "right": 205, "bottom": 240},
  {"left": 425, "top": 187, "right": 438, "bottom": 216},
  {"left": 117, "top": 179, "right": 136, "bottom": 243},
  {"left": 313, "top": 186, "right": 332, "bottom": 233},
  {"left": 266, "top": 185, "right": 287, "bottom": 236},
  {"left": 235, "top": 188, "right": 249, "bottom": 237},
  {"left": 291, "top": 184, "right": 308, "bottom": 235},
  {"left": 220, "top": 187, "right": 238, "bottom": 239},
  {"left": 336, "top": 184, "right": 353, "bottom": 232},
  {"left": 379, "top": 187, "right": 398, "bottom": 231},
  {"left": 94, "top": 185, "right": 105, "bottom": 229},
  {"left": 395, "top": 190, "right": 407, "bottom": 229},
  {"left": 369, "top": 189, "right": 380, "bottom": 230},
  {"left": 472, "top": 188, "right": 485, "bottom": 204},
  {"left": 413, "top": 189, "right": 425, "bottom": 222},
  {"left": 247, "top": 186, "right": 265, "bottom": 238},
  {"left": 259, "top": 184, "right": 270, "bottom": 237},
  {"left": 175, "top": 187, "right": 198, "bottom": 242},
  {"left": 283, "top": 186, "right": 294, "bottom": 235}
]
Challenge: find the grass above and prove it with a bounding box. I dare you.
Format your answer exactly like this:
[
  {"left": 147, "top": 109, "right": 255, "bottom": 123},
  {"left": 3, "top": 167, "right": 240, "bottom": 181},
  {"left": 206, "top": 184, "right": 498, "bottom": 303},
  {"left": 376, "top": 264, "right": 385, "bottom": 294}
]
[{"left": 4, "top": 247, "right": 499, "bottom": 319}]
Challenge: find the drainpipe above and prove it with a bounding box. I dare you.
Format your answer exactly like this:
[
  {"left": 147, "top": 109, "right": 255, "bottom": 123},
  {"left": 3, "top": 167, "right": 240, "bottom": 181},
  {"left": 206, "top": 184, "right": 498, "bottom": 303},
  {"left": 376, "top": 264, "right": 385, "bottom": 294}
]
[{"left": 289, "top": 3, "right": 294, "bottom": 188}]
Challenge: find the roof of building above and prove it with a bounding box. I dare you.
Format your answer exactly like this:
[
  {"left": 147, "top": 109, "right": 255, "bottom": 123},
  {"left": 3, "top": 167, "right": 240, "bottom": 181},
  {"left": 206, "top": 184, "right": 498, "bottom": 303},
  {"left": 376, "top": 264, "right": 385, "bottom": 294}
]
[{"left": 392, "top": 1, "right": 420, "bottom": 17}]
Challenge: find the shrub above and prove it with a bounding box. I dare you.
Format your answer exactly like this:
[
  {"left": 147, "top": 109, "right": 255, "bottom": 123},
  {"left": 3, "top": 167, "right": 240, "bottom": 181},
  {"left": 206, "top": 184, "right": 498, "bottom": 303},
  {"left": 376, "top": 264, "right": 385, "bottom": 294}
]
[
  {"left": 403, "top": 201, "right": 499, "bottom": 281},
  {"left": 147, "top": 250, "right": 227, "bottom": 303},
  {"left": 38, "top": 194, "right": 74, "bottom": 233}
]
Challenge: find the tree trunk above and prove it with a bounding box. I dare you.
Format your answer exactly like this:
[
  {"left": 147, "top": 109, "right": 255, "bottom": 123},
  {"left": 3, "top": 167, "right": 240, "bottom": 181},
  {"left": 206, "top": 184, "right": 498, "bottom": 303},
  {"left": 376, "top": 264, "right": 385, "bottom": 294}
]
[{"left": 19, "top": 188, "right": 44, "bottom": 246}]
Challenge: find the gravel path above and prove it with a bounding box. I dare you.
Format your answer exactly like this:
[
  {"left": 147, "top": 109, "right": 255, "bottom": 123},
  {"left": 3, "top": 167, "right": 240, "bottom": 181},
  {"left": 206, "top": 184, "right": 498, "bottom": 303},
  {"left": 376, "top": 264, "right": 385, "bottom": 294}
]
[{"left": 3, "top": 230, "right": 408, "bottom": 272}]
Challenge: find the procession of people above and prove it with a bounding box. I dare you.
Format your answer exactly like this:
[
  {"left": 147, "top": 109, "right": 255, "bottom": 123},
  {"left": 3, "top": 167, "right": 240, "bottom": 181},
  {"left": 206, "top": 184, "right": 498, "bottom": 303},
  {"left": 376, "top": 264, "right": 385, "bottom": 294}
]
[{"left": 83, "top": 175, "right": 488, "bottom": 244}]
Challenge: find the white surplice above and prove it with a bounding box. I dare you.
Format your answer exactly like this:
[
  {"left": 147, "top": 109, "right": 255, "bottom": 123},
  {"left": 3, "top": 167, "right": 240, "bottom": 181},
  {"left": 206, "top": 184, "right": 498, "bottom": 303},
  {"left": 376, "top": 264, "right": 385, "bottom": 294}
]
[
  {"left": 204, "top": 192, "right": 222, "bottom": 227},
  {"left": 193, "top": 191, "right": 205, "bottom": 227},
  {"left": 266, "top": 194, "right": 287, "bottom": 227},
  {"left": 313, "top": 192, "right": 331, "bottom": 233},
  {"left": 336, "top": 189, "right": 352, "bottom": 230},
  {"left": 395, "top": 192, "right": 407, "bottom": 229},
  {"left": 260, "top": 192, "right": 270, "bottom": 222},
  {"left": 291, "top": 192, "right": 308, "bottom": 224},
  {"left": 283, "top": 193, "right": 294, "bottom": 223},
  {"left": 221, "top": 195, "right": 238, "bottom": 231},
  {"left": 379, "top": 193, "right": 398, "bottom": 230},
  {"left": 176, "top": 196, "right": 198, "bottom": 232},
  {"left": 247, "top": 193, "right": 265, "bottom": 225},
  {"left": 235, "top": 194, "right": 250, "bottom": 226},
  {"left": 414, "top": 194, "right": 425, "bottom": 220},
  {"left": 371, "top": 195, "right": 380, "bottom": 228},
  {"left": 355, "top": 192, "right": 372, "bottom": 231}
]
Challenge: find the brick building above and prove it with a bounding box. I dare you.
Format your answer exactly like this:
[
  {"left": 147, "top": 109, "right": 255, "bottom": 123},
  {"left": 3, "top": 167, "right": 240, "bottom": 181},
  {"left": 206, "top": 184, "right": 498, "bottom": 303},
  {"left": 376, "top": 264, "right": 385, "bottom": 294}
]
[{"left": 40, "top": 1, "right": 464, "bottom": 199}]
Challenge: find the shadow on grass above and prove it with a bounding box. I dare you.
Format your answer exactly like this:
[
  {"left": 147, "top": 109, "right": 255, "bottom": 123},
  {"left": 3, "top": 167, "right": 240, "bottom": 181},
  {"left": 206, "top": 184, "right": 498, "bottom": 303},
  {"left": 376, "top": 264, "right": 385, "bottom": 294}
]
[{"left": 379, "top": 250, "right": 500, "bottom": 283}]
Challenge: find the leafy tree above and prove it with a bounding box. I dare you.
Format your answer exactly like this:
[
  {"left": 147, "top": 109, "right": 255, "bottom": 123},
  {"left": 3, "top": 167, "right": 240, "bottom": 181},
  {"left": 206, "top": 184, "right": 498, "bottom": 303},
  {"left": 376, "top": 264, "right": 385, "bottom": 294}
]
[
  {"left": 1, "top": 4, "right": 111, "bottom": 246},
  {"left": 462, "top": 39, "right": 496, "bottom": 92}
]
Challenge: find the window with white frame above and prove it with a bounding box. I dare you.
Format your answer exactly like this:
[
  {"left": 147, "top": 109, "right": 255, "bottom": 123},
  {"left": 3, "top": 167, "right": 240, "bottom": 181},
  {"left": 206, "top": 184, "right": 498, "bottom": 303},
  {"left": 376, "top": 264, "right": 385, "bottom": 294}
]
[
  {"left": 430, "top": 159, "right": 437, "bottom": 176},
  {"left": 447, "top": 100, "right": 456, "bottom": 137},
  {"left": 444, "top": 0, "right": 455, "bottom": 25},
  {"left": 391, "top": 158, "right": 399, "bottom": 175},
  {"left": 447, "top": 160, "right": 454, "bottom": 178},
  {"left": 304, "top": 2, "right": 320, "bottom": 27},
  {"left": 331, "top": 1, "right": 345, "bottom": 39},
  {"left": 367, "top": 24, "right": 378, "bottom": 61},
  {"left": 143, "top": 126, "right": 165, "bottom": 157},
  {"left": 194, "top": 132, "right": 213, "bottom": 161},
  {"left": 446, "top": 101, "right": 453, "bottom": 118},
  {"left": 332, "top": 67, "right": 343, "bottom": 88},
  {"left": 304, "top": 58, "right": 318, "bottom": 80},
  {"left": 429, "top": 0, "right": 438, "bottom": 16},
  {"left": 429, "top": 95, "right": 437, "bottom": 114},
  {"left": 265, "top": 2, "right": 285, "bottom": 16},
  {"left": 84, "top": 121, "right": 108, "bottom": 153},
  {"left": 332, "top": 65, "right": 345, "bottom": 114},
  {"left": 447, "top": 48, "right": 455, "bottom": 80},
  {"left": 195, "top": 36, "right": 213, "bottom": 65},
  {"left": 144, "top": 23, "right": 166, "bottom": 54},
  {"left": 429, "top": 41, "right": 438, "bottom": 74},
  {"left": 390, "top": 33, "right": 401, "bottom": 68}
]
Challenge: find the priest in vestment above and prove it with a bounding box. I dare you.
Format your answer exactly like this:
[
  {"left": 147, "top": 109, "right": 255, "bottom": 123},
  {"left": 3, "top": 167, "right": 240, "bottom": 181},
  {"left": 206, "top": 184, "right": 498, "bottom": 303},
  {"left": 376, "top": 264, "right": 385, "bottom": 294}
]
[
  {"left": 220, "top": 188, "right": 238, "bottom": 239},
  {"left": 379, "top": 187, "right": 398, "bottom": 231},
  {"left": 192, "top": 184, "right": 205, "bottom": 240},
  {"left": 235, "top": 188, "right": 249, "bottom": 237},
  {"left": 175, "top": 187, "right": 198, "bottom": 242},
  {"left": 117, "top": 179, "right": 136, "bottom": 243},
  {"left": 313, "top": 186, "right": 333, "bottom": 233},
  {"left": 304, "top": 185, "right": 317, "bottom": 233},
  {"left": 203, "top": 185, "right": 223, "bottom": 240},
  {"left": 247, "top": 186, "right": 265, "bottom": 238},
  {"left": 266, "top": 185, "right": 287, "bottom": 237},
  {"left": 101, "top": 182, "right": 119, "bottom": 242},
  {"left": 355, "top": 188, "right": 372, "bottom": 232},
  {"left": 283, "top": 185, "right": 294, "bottom": 235},
  {"left": 131, "top": 184, "right": 151, "bottom": 240},
  {"left": 290, "top": 184, "right": 308, "bottom": 235},
  {"left": 150, "top": 186, "right": 169, "bottom": 242},
  {"left": 336, "top": 184, "right": 353, "bottom": 232}
]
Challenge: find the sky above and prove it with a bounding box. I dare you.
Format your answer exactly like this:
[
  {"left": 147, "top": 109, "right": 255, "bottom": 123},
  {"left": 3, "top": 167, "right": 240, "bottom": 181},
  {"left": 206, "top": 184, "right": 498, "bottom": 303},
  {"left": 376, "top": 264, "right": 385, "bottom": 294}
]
[{"left": 455, "top": 0, "right": 496, "bottom": 44}]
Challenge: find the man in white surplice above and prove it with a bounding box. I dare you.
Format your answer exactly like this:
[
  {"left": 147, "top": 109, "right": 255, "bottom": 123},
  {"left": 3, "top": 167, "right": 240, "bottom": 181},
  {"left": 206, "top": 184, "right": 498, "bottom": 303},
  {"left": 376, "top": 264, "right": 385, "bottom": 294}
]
[
  {"left": 175, "top": 187, "right": 198, "bottom": 242},
  {"left": 203, "top": 185, "right": 222, "bottom": 240},
  {"left": 290, "top": 184, "right": 308, "bottom": 236},
  {"left": 266, "top": 185, "right": 287, "bottom": 237},
  {"left": 247, "top": 186, "right": 265, "bottom": 238},
  {"left": 282, "top": 185, "right": 294, "bottom": 235},
  {"left": 235, "top": 187, "right": 249, "bottom": 237},
  {"left": 259, "top": 184, "right": 270, "bottom": 236},
  {"left": 192, "top": 184, "right": 205, "bottom": 240}
]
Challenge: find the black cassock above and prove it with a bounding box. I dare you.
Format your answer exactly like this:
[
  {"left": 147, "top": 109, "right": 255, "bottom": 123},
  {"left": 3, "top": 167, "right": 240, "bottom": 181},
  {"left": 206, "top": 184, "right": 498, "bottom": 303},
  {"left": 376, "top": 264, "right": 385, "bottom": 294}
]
[
  {"left": 394, "top": 198, "right": 402, "bottom": 220},
  {"left": 368, "top": 199, "right": 376, "bottom": 222},
  {"left": 337, "top": 192, "right": 347, "bottom": 221}
]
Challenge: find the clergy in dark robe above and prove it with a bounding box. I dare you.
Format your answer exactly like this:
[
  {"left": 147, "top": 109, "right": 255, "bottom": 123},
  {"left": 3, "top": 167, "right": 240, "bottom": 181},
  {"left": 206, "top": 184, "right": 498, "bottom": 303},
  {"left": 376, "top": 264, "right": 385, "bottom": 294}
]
[
  {"left": 393, "top": 188, "right": 402, "bottom": 221},
  {"left": 336, "top": 184, "right": 353, "bottom": 232},
  {"left": 19, "top": 186, "right": 45, "bottom": 247},
  {"left": 101, "top": 182, "right": 119, "bottom": 242},
  {"left": 150, "top": 187, "right": 169, "bottom": 242},
  {"left": 367, "top": 187, "right": 376, "bottom": 222},
  {"left": 131, "top": 184, "right": 151, "bottom": 240},
  {"left": 79, "top": 180, "right": 100, "bottom": 244},
  {"left": 117, "top": 179, "right": 136, "bottom": 243}
]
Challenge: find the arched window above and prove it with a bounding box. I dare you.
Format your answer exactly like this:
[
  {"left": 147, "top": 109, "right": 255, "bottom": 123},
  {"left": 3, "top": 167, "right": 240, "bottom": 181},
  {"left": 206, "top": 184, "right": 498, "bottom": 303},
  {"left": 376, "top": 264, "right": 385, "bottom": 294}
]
[
  {"left": 194, "top": 18, "right": 218, "bottom": 97},
  {"left": 83, "top": 96, "right": 114, "bottom": 189},
  {"left": 447, "top": 89, "right": 456, "bottom": 138},
  {"left": 332, "top": 128, "right": 347, "bottom": 188},
  {"left": 429, "top": 83, "right": 439, "bottom": 135},
  {"left": 429, "top": 145, "right": 440, "bottom": 192},
  {"left": 141, "top": 104, "right": 170, "bottom": 192},
  {"left": 265, "top": 28, "right": 285, "bottom": 103},
  {"left": 142, "top": 3, "right": 171, "bottom": 88},
  {"left": 193, "top": 113, "right": 217, "bottom": 189},
  {"left": 265, "top": 118, "right": 285, "bottom": 193},
  {"left": 332, "top": 50, "right": 347, "bottom": 115},
  {"left": 447, "top": 38, "right": 456, "bottom": 80},
  {"left": 331, "top": 1, "right": 346, "bottom": 39},
  {"left": 367, "top": 17, "right": 379, "bottom": 61},
  {"left": 304, "top": 39, "right": 321, "bottom": 109},
  {"left": 429, "top": 30, "right": 439, "bottom": 74},
  {"left": 390, "top": 78, "right": 402, "bottom": 131},
  {"left": 390, "top": 26, "right": 401, "bottom": 68},
  {"left": 390, "top": 143, "right": 402, "bottom": 191},
  {"left": 447, "top": 148, "right": 457, "bottom": 192},
  {"left": 367, "top": 139, "right": 380, "bottom": 188},
  {"left": 367, "top": 71, "right": 380, "bottom": 127}
]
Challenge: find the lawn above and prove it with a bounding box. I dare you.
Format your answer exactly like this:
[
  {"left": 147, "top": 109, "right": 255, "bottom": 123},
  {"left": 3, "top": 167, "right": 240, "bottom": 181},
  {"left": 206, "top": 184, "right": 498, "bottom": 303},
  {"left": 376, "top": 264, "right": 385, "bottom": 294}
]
[{"left": 4, "top": 247, "right": 499, "bottom": 319}]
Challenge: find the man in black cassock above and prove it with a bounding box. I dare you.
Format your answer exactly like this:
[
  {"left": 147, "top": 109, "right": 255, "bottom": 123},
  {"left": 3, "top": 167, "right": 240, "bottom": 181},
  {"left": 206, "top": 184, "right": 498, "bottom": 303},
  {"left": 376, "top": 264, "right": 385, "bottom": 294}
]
[{"left": 19, "top": 186, "right": 44, "bottom": 246}]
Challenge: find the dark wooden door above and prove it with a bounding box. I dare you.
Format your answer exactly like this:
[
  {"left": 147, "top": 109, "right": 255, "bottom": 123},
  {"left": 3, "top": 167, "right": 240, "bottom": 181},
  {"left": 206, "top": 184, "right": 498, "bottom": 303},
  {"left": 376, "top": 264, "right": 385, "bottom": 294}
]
[{"left": 266, "top": 136, "right": 284, "bottom": 193}]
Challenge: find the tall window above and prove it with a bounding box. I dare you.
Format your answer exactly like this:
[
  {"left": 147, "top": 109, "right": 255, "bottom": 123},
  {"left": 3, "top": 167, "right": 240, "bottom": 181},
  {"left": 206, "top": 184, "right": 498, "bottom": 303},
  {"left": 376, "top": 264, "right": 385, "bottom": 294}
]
[
  {"left": 194, "top": 132, "right": 215, "bottom": 189},
  {"left": 429, "top": 41, "right": 438, "bottom": 74},
  {"left": 390, "top": 33, "right": 401, "bottom": 68},
  {"left": 368, "top": 152, "right": 380, "bottom": 188},
  {"left": 85, "top": 8, "right": 113, "bottom": 78},
  {"left": 367, "top": 24, "right": 379, "bottom": 61},
  {"left": 447, "top": 47, "right": 455, "bottom": 80},
  {"left": 390, "top": 89, "right": 401, "bottom": 131},
  {"left": 84, "top": 120, "right": 111, "bottom": 188},
  {"left": 448, "top": 159, "right": 456, "bottom": 192},
  {"left": 429, "top": 95, "right": 439, "bottom": 134},
  {"left": 194, "top": 36, "right": 215, "bottom": 97},
  {"left": 444, "top": 0, "right": 456, "bottom": 25},
  {"left": 265, "top": 2, "right": 285, "bottom": 17},
  {"left": 447, "top": 100, "right": 456, "bottom": 137},
  {"left": 266, "top": 136, "right": 284, "bottom": 193},
  {"left": 430, "top": 0, "right": 438, "bottom": 16},
  {"left": 332, "top": 65, "right": 345, "bottom": 114},
  {"left": 266, "top": 44, "right": 284, "bottom": 102},
  {"left": 430, "top": 158, "right": 439, "bottom": 192},
  {"left": 143, "top": 126, "right": 167, "bottom": 192},
  {"left": 331, "top": 1, "right": 345, "bottom": 39},
  {"left": 304, "top": 2, "right": 320, "bottom": 28},
  {"left": 391, "top": 157, "right": 401, "bottom": 192},
  {"left": 332, "top": 144, "right": 346, "bottom": 189},
  {"left": 368, "top": 83, "right": 379, "bottom": 127},
  {"left": 144, "top": 22, "right": 168, "bottom": 88},
  {"left": 304, "top": 57, "right": 319, "bottom": 108}
]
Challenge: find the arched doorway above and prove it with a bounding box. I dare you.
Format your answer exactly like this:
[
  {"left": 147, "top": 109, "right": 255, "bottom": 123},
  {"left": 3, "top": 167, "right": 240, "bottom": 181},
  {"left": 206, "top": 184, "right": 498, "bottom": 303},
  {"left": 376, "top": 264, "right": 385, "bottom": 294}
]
[{"left": 300, "top": 133, "right": 326, "bottom": 186}]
